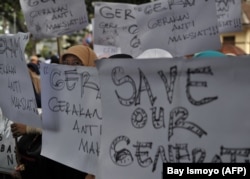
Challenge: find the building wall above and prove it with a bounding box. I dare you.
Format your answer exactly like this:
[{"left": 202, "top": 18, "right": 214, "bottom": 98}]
[
  {"left": 246, "top": 28, "right": 250, "bottom": 54},
  {"left": 221, "top": 26, "right": 250, "bottom": 54},
  {"left": 235, "top": 27, "right": 249, "bottom": 54}
]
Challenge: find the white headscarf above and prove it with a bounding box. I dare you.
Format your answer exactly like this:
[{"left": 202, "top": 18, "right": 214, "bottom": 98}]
[{"left": 136, "top": 48, "right": 173, "bottom": 59}]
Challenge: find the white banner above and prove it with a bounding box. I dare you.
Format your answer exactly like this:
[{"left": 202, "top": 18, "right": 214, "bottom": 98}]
[
  {"left": 40, "top": 63, "right": 102, "bottom": 175},
  {"left": 96, "top": 56, "right": 250, "bottom": 179},
  {"left": 0, "top": 108, "right": 17, "bottom": 174},
  {"left": 20, "top": 0, "right": 89, "bottom": 39},
  {"left": 94, "top": 2, "right": 139, "bottom": 57},
  {"left": 216, "top": 0, "right": 242, "bottom": 33},
  {"left": 0, "top": 33, "right": 41, "bottom": 128},
  {"left": 93, "top": 1, "right": 221, "bottom": 57},
  {"left": 136, "top": 0, "right": 221, "bottom": 57}
]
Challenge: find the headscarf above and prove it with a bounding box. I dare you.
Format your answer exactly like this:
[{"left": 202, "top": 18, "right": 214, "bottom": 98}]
[
  {"left": 30, "top": 55, "right": 39, "bottom": 64},
  {"left": 27, "top": 62, "right": 40, "bottom": 75},
  {"left": 194, "top": 50, "right": 226, "bottom": 58},
  {"left": 109, "top": 53, "right": 133, "bottom": 59},
  {"left": 61, "top": 45, "right": 97, "bottom": 67},
  {"left": 136, "top": 48, "right": 173, "bottom": 59}
]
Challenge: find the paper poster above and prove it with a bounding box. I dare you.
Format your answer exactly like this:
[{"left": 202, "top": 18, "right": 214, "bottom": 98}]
[
  {"left": 216, "top": 0, "right": 242, "bottom": 33},
  {"left": 94, "top": 2, "right": 140, "bottom": 57},
  {"left": 0, "top": 108, "right": 17, "bottom": 174},
  {"left": 0, "top": 33, "right": 41, "bottom": 128},
  {"left": 93, "top": 1, "right": 221, "bottom": 57},
  {"left": 96, "top": 56, "right": 250, "bottom": 179},
  {"left": 20, "top": 0, "right": 89, "bottom": 39},
  {"left": 136, "top": 0, "right": 221, "bottom": 57},
  {"left": 40, "top": 63, "right": 102, "bottom": 175}
]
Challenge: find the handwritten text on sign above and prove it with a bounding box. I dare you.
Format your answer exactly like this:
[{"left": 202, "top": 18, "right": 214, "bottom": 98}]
[
  {"left": 20, "top": 0, "right": 89, "bottom": 39},
  {"left": 0, "top": 33, "right": 41, "bottom": 128},
  {"left": 94, "top": 1, "right": 221, "bottom": 57},
  {"left": 40, "top": 63, "right": 102, "bottom": 175},
  {"left": 136, "top": 0, "right": 221, "bottom": 57},
  {"left": 94, "top": 2, "right": 140, "bottom": 56},
  {"left": 216, "top": 0, "right": 242, "bottom": 33},
  {"left": 0, "top": 108, "right": 17, "bottom": 174},
  {"left": 96, "top": 57, "right": 250, "bottom": 179}
]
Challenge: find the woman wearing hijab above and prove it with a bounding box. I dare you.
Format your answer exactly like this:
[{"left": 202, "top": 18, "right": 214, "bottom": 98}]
[{"left": 61, "top": 44, "right": 97, "bottom": 66}]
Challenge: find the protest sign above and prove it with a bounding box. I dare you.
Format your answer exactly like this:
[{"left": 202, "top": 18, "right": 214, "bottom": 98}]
[
  {"left": 96, "top": 56, "right": 250, "bottom": 179},
  {"left": 93, "top": 1, "right": 222, "bottom": 57},
  {"left": 40, "top": 63, "right": 102, "bottom": 175},
  {"left": 94, "top": 2, "right": 140, "bottom": 57},
  {"left": 216, "top": 0, "right": 242, "bottom": 33},
  {"left": 0, "top": 33, "right": 41, "bottom": 127},
  {"left": 94, "top": 44, "right": 121, "bottom": 59},
  {"left": 20, "top": 0, "right": 89, "bottom": 39},
  {"left": 136, "top": 0, "right": 221, "bottom": 57},
  {"left": 0, "top": 108, "right": 16, "bottom": 174}
]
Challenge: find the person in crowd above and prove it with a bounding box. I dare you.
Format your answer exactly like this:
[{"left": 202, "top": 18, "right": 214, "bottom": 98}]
[
  {"left": 27, "top": 62, "right": 40, "bottom": 75},
  {"left": 50, "top": 54, "right": 60, "bottom": 64},
  {"left": 60, "top": 44, "right": 97, "bottom": 66},
  {"left": 193, "top": 50, "right": 226, "bottom": 58},
  {"left": 29, "top": 54, "right": 43, "bottom": 74},
  {"left": 37, "top": 54, "right": 46, "bottom": 64},
  {"left": 29, "top": 55, "right": 39, "bottom": 65},
  {"left": 136, "top": 48, "right": 173, "bottom": 59},
  {"left": 108, "top": 53, "right": 133, "bottom": 59}
]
